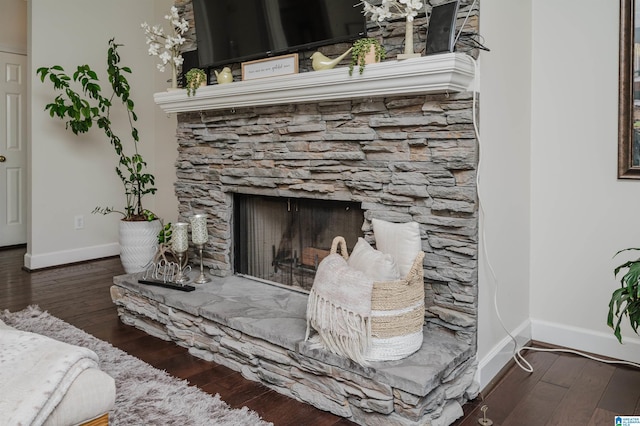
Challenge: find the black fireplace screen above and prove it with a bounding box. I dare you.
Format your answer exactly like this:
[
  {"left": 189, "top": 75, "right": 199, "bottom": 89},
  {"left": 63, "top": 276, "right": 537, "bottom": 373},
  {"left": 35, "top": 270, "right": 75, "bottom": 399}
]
[{"left": 234, "top": 194, "right": 364, "bottom": 292}]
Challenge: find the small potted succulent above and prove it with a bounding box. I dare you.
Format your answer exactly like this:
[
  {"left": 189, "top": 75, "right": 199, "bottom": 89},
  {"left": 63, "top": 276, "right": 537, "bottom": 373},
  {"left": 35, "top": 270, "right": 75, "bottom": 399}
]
[
  {"left": 349, "top": 37, "right": 386, "bottom": 76},
  {"left": 185, "top": 68, "right": 207, "bottom": 96}
]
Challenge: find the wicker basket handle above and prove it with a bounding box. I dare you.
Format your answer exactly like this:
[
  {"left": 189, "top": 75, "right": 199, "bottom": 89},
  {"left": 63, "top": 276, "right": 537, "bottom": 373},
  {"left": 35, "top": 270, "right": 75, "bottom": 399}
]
[{"left": 330, "top": 236, "right": 349, "bottom": 260}]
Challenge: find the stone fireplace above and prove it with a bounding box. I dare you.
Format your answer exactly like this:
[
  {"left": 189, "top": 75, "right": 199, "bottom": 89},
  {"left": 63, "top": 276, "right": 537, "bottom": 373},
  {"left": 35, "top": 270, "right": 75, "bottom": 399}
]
[
  {"left": 170, "top": 56, "right": 479, "bottom": 347},
  {"left": 110, "top": 3, "right": 484, "bottom": 424},
  {"left": 113, "top": 54, "right": 480, "bottom": 425}
]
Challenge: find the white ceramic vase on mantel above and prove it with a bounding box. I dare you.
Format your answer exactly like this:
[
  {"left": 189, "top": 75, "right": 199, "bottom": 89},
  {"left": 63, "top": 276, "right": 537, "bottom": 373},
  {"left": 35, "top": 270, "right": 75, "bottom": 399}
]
[
  {"left": 397, "top": 19, "right": 421, "bottom": 60},
  {"left": 119, "top": 219, "right": 162, "bottom": 273}
]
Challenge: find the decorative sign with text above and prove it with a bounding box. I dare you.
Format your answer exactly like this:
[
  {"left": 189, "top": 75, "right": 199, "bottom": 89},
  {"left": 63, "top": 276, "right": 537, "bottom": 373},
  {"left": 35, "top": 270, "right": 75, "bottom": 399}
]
[{"left": 241, "top": 53, "right": 299, "bottom": 81}]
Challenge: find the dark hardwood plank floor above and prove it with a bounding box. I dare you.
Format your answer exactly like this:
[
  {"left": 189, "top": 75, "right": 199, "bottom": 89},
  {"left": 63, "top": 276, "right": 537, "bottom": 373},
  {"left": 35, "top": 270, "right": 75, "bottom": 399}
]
[
  {"left": 452, "top": 348, "right": 640, "bottom": 426},
  {"left": 0, "top": 246, "right": 352, "bottom": 426},
  {"left": 3, "top": 246, "right": 640, "bottom": 425}
]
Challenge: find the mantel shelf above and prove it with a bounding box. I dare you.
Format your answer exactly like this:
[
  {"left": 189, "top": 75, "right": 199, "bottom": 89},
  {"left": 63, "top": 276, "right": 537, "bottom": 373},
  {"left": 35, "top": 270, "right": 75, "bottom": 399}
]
[{"left": 154, "top": 53, "right": 476, "bottom": 114}]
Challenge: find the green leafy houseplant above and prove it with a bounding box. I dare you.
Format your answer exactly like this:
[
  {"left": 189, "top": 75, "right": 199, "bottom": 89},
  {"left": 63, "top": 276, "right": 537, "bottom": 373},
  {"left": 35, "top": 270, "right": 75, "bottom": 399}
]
[
  {"left": 349, "top": 37, "right": 386, "bottom": 76},
  {"left": 607, "top": 247, "right": 640, "bottom": 343},
  {"left": 36, "top": 38, "right": 156, "bottom": 222},
  {"left": 185, "top": 68, "right": 207, "bottom": 96}
]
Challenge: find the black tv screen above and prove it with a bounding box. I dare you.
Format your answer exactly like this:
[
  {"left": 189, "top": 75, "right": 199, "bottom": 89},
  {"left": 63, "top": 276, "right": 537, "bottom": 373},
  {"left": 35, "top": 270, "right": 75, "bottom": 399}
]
[{"left": 192, "top": 0, "right": 367, "bottom": 68}]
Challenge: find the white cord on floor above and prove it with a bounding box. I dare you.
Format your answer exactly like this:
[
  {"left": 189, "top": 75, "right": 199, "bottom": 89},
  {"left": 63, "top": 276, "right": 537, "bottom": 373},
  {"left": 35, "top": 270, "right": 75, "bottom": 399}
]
[{"left": 469, "top": 56, "right": 640, "bottom": 373}]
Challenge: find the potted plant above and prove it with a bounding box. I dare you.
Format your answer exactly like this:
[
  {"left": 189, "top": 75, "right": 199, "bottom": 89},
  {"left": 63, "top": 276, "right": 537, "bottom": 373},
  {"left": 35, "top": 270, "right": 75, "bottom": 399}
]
[
  {"left": 185, "top": 68, "right": 207, "bottom": 96},
  {"left": 607, "top": 247, "right": 640, "bottom": 342},
  {"left": 348, "top": 38, "right": 386, "bottom": 76},
  {"left": 37, "top": 38, "right": 161, "bottom": 273}
]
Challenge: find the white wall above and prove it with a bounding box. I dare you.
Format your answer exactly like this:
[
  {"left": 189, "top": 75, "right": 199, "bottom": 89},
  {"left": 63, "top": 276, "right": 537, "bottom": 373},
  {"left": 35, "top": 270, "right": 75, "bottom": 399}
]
[
  {"left": 477, "top": 0, "right": 533, "bottom": 389},
  {"left": 26, "top": 0, "right": 177, "bottom": 269},
  {"left": 477, "top": 0, "right": 640, "bottom": 391},
  {"left": 529, "top": 0, "right": 640, "bottom": 361},
  {"left": 0, "top": 0, "right": 27, "bottom": 54}
]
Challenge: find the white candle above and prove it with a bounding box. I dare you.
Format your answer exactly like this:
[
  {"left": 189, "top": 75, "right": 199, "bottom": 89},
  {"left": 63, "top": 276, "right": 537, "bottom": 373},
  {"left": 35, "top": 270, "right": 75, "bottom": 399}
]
[
  {"left": 171, "top": 222, "right": 189, "bottom": 253},
  {"left": 190, "top": 214, "right": 208, "bottom": 245}
]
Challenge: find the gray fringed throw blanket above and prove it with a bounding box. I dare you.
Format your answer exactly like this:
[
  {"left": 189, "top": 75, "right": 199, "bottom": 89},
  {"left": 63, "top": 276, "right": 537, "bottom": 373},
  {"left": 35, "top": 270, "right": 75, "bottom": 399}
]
[{"left": 305, "top": 253, "right": 373, "bottom": 365}]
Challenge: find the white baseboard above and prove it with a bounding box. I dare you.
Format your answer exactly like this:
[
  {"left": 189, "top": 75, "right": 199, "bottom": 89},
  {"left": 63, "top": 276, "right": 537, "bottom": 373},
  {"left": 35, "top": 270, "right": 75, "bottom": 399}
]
[
  {"left": 24, "top": 243, "right": 120, "bottom": 270},
  {"left": 530, "top": 318, "right": 640, "bottom": 365},
  {"left": 476, "top": 318, "right": 640, "bottom": 393},
  {"left": 476, "top": 319, "right": 532, "bottom": 391}
]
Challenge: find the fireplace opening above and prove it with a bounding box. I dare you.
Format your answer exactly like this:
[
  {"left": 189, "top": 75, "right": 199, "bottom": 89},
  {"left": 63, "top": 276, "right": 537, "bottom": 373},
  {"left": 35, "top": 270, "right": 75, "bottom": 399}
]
[{"left": 233, "top": 194, "right": 364, "bottom": 292}]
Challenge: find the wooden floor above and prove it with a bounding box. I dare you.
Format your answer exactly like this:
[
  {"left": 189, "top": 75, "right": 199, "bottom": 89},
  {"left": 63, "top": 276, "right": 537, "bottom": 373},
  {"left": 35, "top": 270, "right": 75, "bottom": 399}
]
[
  {"left": 2, "top": 246, "right": 640, "bottom": 426},
  {"left": 454, "top": 348, "right": 640, "bottom": 426}
]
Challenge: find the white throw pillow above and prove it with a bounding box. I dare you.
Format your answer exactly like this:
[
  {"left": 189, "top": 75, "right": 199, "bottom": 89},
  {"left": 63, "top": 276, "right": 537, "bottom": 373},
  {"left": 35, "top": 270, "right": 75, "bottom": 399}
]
[
  {"left": 347, "top": 237, "right": 400, "bottom": 281},
  {"left": 371, "top": 219, "right": 422, "bottom": 277}
]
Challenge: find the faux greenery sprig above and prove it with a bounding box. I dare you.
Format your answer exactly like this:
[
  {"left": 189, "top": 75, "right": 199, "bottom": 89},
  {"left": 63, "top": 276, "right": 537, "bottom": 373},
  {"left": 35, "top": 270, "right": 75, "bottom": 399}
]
[{"left": 37, "top": 38, "right": 156, "bottom": 221}]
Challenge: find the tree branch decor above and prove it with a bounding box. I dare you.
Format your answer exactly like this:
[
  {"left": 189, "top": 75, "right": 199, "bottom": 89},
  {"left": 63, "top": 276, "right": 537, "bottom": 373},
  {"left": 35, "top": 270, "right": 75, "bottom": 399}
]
[
  {"left": 360, "top": 0, "right": 424, "bottom": 58},
  {"left": 141, "top": 6, "right": 189, "bottom": 89},
  {"left": 360, "top": 0, "right": 424, "bottom": 23}
]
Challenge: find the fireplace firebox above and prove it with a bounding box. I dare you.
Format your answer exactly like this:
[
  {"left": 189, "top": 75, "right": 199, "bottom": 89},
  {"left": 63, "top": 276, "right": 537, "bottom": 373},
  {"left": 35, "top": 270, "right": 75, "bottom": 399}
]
[{"left": 233, "top": 194, "right": 364, "bottom": 292}]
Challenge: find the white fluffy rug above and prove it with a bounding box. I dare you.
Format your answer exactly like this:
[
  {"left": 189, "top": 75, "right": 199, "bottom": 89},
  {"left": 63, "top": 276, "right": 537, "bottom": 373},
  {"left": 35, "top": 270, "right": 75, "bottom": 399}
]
[{"left": 0, "top": 306, "right": 272, "bottom": 426}]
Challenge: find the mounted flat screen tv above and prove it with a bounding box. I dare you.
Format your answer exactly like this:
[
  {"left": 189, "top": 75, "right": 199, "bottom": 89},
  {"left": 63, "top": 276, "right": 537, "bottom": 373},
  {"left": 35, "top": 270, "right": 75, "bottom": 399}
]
[{"left": 192, "top": 0, "right": 367, "bottom": 69}]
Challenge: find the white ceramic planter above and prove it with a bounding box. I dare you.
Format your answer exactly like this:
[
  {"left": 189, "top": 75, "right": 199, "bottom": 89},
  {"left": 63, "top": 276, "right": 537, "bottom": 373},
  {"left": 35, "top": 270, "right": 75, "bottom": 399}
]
[{"left": 119, "top": 219, "right": 162, "bottom": 273}]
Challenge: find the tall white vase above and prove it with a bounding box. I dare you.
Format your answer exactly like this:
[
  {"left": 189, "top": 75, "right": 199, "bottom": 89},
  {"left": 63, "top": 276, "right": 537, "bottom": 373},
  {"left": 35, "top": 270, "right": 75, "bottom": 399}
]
[
  {"left": 398, "top": 19, "right": 421, "bottom": 60},
  {"left": 171, "top": 64, "right": 178, "bottom": 90},
  {"left": 119, "top": 219, "right": 162, "bottom": 274}
]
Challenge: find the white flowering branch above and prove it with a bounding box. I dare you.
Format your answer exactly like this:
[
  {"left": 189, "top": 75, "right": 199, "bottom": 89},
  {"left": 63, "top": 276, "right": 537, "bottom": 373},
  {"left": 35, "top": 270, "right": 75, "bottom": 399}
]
[
  {"left": 141, "top": 6, "right": 189, "bottom": 88},
  {"left": 360, "top": 0, "right": 424, "bottom": 23},
  {"left": 359, "top": 0, "right": 424, "bottom": 58}
]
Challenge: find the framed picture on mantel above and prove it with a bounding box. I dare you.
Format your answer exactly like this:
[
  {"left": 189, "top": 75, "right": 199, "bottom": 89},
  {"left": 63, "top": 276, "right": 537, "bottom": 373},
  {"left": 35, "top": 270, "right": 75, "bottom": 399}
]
[{"left": 241, "top": 53, "right": 299, "bottom": 81}]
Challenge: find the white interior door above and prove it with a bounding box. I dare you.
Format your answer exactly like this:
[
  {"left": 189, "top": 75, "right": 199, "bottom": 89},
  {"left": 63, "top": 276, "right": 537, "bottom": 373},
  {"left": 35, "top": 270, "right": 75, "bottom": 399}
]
[{"left": 0, "top": 51, "right": 27, "bottom": 246}]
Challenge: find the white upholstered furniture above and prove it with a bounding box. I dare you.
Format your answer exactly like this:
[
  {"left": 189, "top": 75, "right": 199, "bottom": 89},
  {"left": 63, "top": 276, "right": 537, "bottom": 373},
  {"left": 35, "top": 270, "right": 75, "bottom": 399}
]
[{"left": 0, "top": 319, "right": 115, "bottom": 426}]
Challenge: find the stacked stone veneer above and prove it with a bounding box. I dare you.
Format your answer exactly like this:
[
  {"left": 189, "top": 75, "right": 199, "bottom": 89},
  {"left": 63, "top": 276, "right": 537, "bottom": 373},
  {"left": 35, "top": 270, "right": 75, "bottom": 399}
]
[
  {"left": 111, "top": 276, "right": 479, "bottom": 426},
  {"left": 173, "top": 0, "right": 480, "bottom": 345},
  {"left": 149, "top": 3, "right": 482, "bottom": 425},
  {"left": 175, "top": 91, "right": 479, "bottom": 346}
]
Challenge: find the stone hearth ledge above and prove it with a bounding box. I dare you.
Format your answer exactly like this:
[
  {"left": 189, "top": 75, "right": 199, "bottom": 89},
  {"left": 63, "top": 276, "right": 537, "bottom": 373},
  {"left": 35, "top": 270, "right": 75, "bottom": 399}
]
[
  {"left": 153, "top": 53, "right": 476, "bottom": 113},
  {"left": 111, "top": 273, "right": 479, "bottom": 426}
]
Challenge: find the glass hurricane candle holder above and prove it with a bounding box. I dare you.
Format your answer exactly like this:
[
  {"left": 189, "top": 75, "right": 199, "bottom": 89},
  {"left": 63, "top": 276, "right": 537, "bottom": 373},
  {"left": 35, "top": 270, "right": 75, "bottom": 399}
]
[
  {"left": 171, "top": 222, "right": 190, "bottom": 285},
  {"left": 190, "top": 214, "right": 210, "bottom": 284}
]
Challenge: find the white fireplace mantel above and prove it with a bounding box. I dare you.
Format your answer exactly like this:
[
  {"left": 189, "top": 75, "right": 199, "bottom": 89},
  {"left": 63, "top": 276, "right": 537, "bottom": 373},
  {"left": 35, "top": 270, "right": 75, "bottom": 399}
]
[{"left": 154, "top": 53, "right": 476, "bottom": 114}]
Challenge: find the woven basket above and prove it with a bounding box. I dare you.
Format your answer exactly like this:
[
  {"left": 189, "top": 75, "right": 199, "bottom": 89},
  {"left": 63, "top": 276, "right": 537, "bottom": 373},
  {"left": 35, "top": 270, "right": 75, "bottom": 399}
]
[{"left": 330, "top": 236, "right": 425, "bottom": 361}]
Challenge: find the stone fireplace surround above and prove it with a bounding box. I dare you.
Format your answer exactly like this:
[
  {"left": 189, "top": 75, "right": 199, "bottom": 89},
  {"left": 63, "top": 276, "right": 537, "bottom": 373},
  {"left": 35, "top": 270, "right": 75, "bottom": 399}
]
[
  {"left": 112, "top": 272, "right": 477, "bottom": 426},
  {"left": 113, "top": 54, "right": 481, "bottom": 425}
]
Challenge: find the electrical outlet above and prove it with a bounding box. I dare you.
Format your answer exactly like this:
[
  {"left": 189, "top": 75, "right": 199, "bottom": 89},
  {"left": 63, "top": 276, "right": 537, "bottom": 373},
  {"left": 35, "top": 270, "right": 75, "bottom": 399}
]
[{"left": 74, "top": 215, "right": 84, "bottom": 230}]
